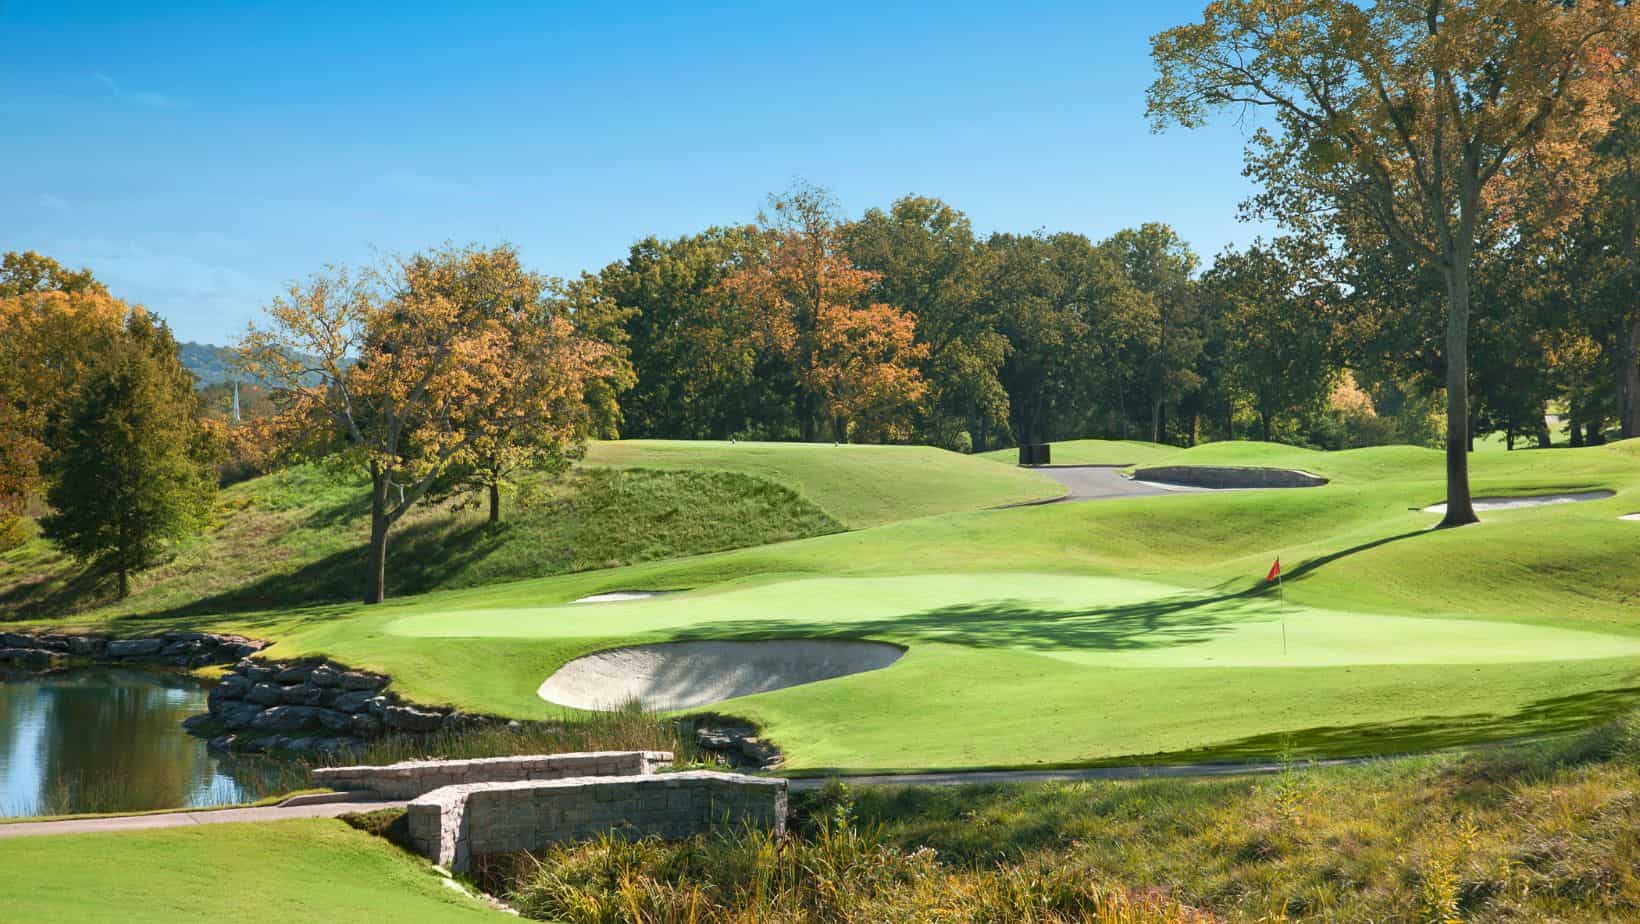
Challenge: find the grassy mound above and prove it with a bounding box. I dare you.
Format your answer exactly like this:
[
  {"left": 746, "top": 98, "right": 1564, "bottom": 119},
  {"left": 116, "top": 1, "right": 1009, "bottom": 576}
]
[
  {"left": 586, "top": 439, "right": 1063, "bottom": 527},
  {"left": 976, "top": 438, "right": 1178, "bottom": 467},
  {"left": 0, "top": 463, "right": 842, "bottom": 620}
]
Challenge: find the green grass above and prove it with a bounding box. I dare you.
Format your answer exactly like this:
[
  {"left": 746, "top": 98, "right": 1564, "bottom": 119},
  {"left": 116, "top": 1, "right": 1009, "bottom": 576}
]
[
  {"left": 9, "top": 438, "right": 1640, "bottom": 773},
  {"left": 0, "top": 463, "right": 842, "bottom": 619},
  {"left": 585, "top": 439, "right": 1063, "bottom": 527},
  {"left": 976, "top": 437, "right": 1179, "bottom": 467},
  {"left": 0, "top": 819, "right": 501, "bottom": 921}
]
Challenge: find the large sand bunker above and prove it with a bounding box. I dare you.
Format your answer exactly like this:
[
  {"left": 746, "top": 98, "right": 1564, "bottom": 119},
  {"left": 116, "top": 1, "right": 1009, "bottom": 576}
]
[
  {"left": 1131, "top": 465, "right": 1328, "bottom": 490},
  {"left": 538, "top": 639, "right": 905, "bottom": 711},
  {"left": 1620, "top": 513, "right": 1640, "bottom": 522},
  {"left": 1423, "top": 490, "right": 1614, "bottom": 514},
  {"left": 573, "top": 591, "right": 672, "bottom": 604}
]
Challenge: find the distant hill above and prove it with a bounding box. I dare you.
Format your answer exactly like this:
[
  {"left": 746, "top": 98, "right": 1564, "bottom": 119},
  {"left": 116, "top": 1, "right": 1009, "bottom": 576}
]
[{"left": 179, "top": 342, "right": 245, "bottom": 387}]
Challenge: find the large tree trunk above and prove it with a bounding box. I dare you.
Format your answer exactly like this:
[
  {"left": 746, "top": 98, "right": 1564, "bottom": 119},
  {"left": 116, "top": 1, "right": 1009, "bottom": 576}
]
[
  {"left": 488, "top": 481, "right": 501, "bottom": 524},
  {"left": 1260, "top": 409, "right": 1272, "bottom": 444},
  {"left": 1620, "top": 314, "right": 1640, "bottom": 439},
  {"left": 1439, "top": 264, "right": 1478, "bottom": 528},
  {"left": 365, "top": 465, "right": 390, "bottom": 605},
  {"left": 117, "top": 565, "right": 129, "bottom": 599},
  {"left": 1151, "top": 400, "right": 1165, "bottom": 444}
]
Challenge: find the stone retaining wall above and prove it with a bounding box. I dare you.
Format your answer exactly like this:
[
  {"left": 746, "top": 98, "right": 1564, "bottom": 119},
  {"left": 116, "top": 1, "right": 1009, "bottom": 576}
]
[
  {"left": 1132, "top": 465, "right": 1328, "bottom": 489},
  {"left": 408, "top": 771, "right": 787, "bottom": 872},
  {"left": 0, "top": 630, "right": 265, "bottom": 669},
  {"left": 313, "top": 751, "right": 674, "bottom": 799}
]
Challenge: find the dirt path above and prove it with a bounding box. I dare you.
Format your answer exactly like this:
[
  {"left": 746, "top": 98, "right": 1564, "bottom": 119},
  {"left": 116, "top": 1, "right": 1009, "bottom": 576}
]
[{"left": 0, "top": 794, "right": 407, "bottom": 839}]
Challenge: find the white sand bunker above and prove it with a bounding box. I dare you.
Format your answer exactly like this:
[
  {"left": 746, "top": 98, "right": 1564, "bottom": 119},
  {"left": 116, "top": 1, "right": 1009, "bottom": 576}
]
[
  {"left": 538, "top": 639, "right": 905, "bottom": 711},
  {"left": 1621, "top": 513, "right": 1640, "bottom": 522},
  {"left": 1423, "top": 490, "right": 1614, "bottom": 514},
  {"left": 572, "top": 591, "right": 672, "bottom": 604}
]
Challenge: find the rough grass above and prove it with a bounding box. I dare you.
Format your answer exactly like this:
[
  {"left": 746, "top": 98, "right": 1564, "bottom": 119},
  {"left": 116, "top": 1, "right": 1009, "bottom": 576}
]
[
  {"left": 485, "top": 714, "right": 1640, "bottom": 922},
  {"left": 0, "top": 818, "right": 499, "bottom": 921},
  {"left": 0, "top": 463, "right": 841, "bottom": 620}
]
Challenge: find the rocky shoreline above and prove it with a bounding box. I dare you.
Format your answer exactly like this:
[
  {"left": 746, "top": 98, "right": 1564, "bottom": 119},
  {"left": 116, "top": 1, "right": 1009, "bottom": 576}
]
[{"left": 1, "top": 629, "right": 784, "bottom": 765}]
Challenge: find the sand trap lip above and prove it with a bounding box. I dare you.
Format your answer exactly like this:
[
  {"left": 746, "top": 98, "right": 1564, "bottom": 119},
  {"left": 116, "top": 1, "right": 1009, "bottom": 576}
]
[
  {"left": 538, "top": 639, "right": 906, "bottom": 711},
  {"left": 572, "top": 591, "right": 674, "bottom": 604},
  {"left": 1621, "top": 513, "right": 1640, "bottom": 522},
  {"left": 1423, "top": 490, "right": 1614, "bottom": 514}
]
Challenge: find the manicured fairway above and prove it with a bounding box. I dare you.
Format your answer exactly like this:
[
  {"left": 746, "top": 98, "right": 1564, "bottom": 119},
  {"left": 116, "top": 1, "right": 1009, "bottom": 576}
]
[
  {"left": 0, "top": 819, "right": 498, "bottom": 921},
  {"left": 585, "top": 439, "right": 1064, "bottom": 526},
  {"left": 18, "top": 438, "right": 1640, "bottom": 772}
]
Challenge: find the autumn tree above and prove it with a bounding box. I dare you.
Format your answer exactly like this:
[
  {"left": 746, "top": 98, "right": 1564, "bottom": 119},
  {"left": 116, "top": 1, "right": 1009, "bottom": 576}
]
[
  {"left": 1202, "top": 240, "right": 1339, "bottom": 442},
  {"left": 242, "top": 245, "right": 614, "bottom": 603},
  {"left": 41, "top": 313, "right": 216, "bottom": 597},
  {"left": 719, "top": 182, "right": 927, "bottom": 442},
  {"left": 1150, "top": 0, "right": 1637, "bottom": 525},
  {"left": 842, "top": 197, "right": 1007, "bottom": 451}
]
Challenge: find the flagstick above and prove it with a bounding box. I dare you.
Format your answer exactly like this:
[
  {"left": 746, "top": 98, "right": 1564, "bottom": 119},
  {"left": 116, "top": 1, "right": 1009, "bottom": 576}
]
[{"left": 1278, "top": 564, "right": 1287, "bottom": 656}]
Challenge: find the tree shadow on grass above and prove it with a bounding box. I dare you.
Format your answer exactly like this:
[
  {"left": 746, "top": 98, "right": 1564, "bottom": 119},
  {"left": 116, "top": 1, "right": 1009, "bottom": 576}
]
[{"left": 669, "top": 528, "right": 1434, "bottom": 654}]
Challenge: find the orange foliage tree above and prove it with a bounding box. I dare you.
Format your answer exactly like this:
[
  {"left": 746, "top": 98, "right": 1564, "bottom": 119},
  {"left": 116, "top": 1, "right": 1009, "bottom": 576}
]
[
  {"left": 241, "top": 245, "right": 615, "bottom": 604},
  {"left": 719, "top": 182, "right": 927, "bottom": 441}
]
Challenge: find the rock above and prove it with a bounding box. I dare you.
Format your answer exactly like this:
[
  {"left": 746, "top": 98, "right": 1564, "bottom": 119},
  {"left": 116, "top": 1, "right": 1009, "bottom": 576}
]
[
  {"left": 249, "top": 705, "right": 324, "bottom": 733},
  {"left": 738, "top": 737, "right": 781, "bottom": 768},
  {"left": 181, "top": 714, "right": 218, "bottom": 734},
  {"left": 348, "top": 713, "right": 383, "bottom": 737},
  {"left": 275, "top": 664, "right": 314, "bottom": 684},
  {"left": 309, "top": 665, "right": 341, "bottom": 688},
  {"left": 363, "top": 695, "right": 391, "bottom": 715},
  {"left": 107, "top": 638, "right": 163, "bottom": 658},
  {"left": 64, "top": 635, "right": 106, "bottom": 657},
  {"left": 162, "top": 631, "right": 209, "bottom": 643},
  {"left": 0, "top": 633, "right": 33, "bottom": 648},
  {"left": 382, "top": 703, "right": 446, "bottom": 732},
  {"left": 246, "top": 683, "right": 285, "bottom": 707},
  {"left": 231, "top": 642, "right": 264, "bottom": 659},
  {"left": 0, "top": 647, "right": 56, "bottom": 665},
  {"left": 338, "top": 670, "right": 387, "bottom": 691},
  {"left": 280, "top": 684, "right": 325, "bottom": 706},
  {"left": 217, "top": 702, "right": 266, "bottom": 728},
  {"left": 332, "top": 690, "right": 376, "bottom": 713},
  {"left": 242, "top": 663, "right": 276, "bottom": 683},
  {"left": 316, "top": 709, "right": 354, "bottom": 733},
  {"left": 34, "top": 635, "right": 74, "bottom": 652}
]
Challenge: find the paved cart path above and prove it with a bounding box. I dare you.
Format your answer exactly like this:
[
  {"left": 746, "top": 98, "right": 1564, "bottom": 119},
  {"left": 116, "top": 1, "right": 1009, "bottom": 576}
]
[
  {"left": 1012, "top": 464, "right": 1203, "bottom": 504},
  {"left": 0, "top": 757, "right": 1370, "bottom": 839}
]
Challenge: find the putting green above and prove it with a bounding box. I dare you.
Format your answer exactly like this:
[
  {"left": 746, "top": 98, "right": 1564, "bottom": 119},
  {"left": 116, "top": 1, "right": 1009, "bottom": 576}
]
[{"left": 387, "top": 573, "right": 1640, "bottom": 771}]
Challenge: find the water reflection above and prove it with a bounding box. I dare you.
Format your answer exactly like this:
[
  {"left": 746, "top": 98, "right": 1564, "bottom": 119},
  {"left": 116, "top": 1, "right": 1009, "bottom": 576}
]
[{"left": 1, "top": 666, "right": 296, "bottom": 817}]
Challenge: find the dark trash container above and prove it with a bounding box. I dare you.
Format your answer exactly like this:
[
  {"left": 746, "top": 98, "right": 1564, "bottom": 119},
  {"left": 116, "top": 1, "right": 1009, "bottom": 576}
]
[{"left": 1018, "top": 443, "right": 1051, "bottom": 466}]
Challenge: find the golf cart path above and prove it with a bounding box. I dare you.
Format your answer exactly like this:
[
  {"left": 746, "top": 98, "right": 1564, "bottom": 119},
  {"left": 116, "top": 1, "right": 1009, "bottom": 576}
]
[
  {"left": 0, "top": 758, "right": 1367, "bottom": 839},
  {"left": 1015, "top": 465, "right": 1202, "bottom": 503}
]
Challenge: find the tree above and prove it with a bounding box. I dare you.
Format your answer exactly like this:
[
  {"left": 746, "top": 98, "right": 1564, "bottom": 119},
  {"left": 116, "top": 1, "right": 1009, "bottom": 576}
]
[
  {"left": 1202, "top": 240, "right": 1338, "bottom": 442},
  {"left": 242, "top": 245, "right": 614, "bottom": 604},
  {"left": 1150, "top": 0, "right": 1637, "bottom": 526},
  {"left": 719, "top": 182, "right": 927, "bottom": 441},
  {"left": 40, "top": 313, "right": 215, "bottom": 597},
  {"left": 842, "top": 196, "right": 1008, "bottom": 451},
  {"left": 1103, "top": 224, "right": 1203, "bottom": 443},
  {"left": 0, "top": 250, "right": 106, "bottom": 298}
]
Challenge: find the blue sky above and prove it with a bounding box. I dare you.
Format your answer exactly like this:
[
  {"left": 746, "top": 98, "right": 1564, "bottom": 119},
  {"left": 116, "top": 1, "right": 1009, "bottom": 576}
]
[{"left": 1, "top": 1, "right": 1271, "bottom": 344}]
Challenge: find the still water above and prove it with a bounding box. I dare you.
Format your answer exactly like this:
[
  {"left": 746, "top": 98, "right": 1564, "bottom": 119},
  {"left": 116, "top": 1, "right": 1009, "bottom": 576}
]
[{"left": 1, "top": 666, "right": 292, "bottom": 817}]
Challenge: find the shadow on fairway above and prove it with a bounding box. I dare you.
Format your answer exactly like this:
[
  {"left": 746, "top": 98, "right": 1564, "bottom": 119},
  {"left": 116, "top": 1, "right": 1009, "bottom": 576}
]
[{"left": 670, "top": 529, "right": 1434, "bottom": 654}]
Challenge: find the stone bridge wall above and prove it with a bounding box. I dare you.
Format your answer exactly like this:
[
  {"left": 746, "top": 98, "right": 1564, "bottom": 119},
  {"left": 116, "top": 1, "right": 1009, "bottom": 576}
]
[
  {"left": 408, "top": 771, "right": 787, "bottom": 872},
  {"left": 313, "top": 751, "right": 673, "bottom": 800}
]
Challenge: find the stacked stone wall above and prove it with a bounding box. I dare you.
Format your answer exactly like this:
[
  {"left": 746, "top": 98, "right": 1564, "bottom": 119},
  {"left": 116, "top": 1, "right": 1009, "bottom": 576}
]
[
  {"left": 313, "top": 751, "right": 673, "bottom": 799},
  {"left": 407, "top": 771, "right": 787, "bottom": 872}
]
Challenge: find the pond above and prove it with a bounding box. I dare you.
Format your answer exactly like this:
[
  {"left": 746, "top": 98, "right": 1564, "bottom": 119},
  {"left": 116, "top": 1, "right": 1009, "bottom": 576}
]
[{"left": 1, "top": 666, "right": 299, "bottom": 818}]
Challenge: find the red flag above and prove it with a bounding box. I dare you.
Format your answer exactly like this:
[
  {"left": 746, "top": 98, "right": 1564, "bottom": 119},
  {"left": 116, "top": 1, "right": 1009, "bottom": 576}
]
[{"left": 1265, "top": 558, "right": 1281, "bottom": 582}]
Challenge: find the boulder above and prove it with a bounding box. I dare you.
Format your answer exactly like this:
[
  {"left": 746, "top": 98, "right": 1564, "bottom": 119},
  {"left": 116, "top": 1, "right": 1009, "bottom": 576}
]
[
  {"left": 249, "top": 705, "right": 324, "bottom": 733},
  {"left": 216, "top": 701, "right": 266, "bottom": 728},
  {"left": 0, "top": 633, "right": 34, "bottom": 648},
  {"left": 332, "top": 689, "right": 377, "bottom": 714},
  {"left": 64, "top": 635, "right": 106, "bottom": 657},
  {"left": 316, "top": 709, "right": 354, "bottom": 733},
  {"left": 349, "top": 713, "right": 383, "bottom": 737},
  {"left": 339, "top": 670, "right": 388, "bottom": 691},
  {"left": 107, "top": 638, "right": 163, "bottom": 658},
  {"left": 280, "top": 684, "right": 325, "bottom": 706},
  {"left": 242, "top": 662, "right": 277, "bottom": 683},
  {"left": 382, "top": 703, "right": 446, "bottom": 732},
  {"left": 275, "top": 664, "right": 315, "bottom": 684},
  {"left": 246, "top": 683, "right": 285, "bottom": 707},
  {"left": 0, "top": 647, "right": 56, "bottom": 665},
  {"left": 308, "top": 665, "right": 341, "bottom": 688},
  {"left": 34, "top": 635, "right": 74, "bottom": 652}
]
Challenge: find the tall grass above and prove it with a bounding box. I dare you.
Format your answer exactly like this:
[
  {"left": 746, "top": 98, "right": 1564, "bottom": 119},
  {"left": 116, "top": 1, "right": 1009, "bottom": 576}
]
[
  {"left": 491, "top": 791, "right": 1208, "bottom": 923},
  {"left": 348, "top": 707, "right": 697, "bottom": 767}
]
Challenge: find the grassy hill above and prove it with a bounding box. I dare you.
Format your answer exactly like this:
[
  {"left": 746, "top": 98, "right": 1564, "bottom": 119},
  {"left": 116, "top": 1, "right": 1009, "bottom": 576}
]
[{"left": 586, "top": 439, "right": 1062, "bottom": 527}]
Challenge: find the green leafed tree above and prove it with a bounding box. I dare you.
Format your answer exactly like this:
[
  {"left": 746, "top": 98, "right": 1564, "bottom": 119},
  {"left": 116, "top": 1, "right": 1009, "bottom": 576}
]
[
  {"left": 40, "top": 313, "right": 216, "bottom": 597},
  {"left": 1149, "top": 0, "right": 1637, "bottom": 525}
]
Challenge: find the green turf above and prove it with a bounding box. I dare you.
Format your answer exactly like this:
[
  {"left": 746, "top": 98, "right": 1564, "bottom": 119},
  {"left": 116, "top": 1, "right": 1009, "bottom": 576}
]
[
  {"left": 975, "top": 438, "right": 1178, "bottom": 466},
  {"left": 12, "top": 438, "right": 1640, "bottom": 772},
  {"left": 0, "top": 819, "right": 499, "bottom": 921},
  {"left": 585, "top": 439, "right": 1064, "bottom": 526}
]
